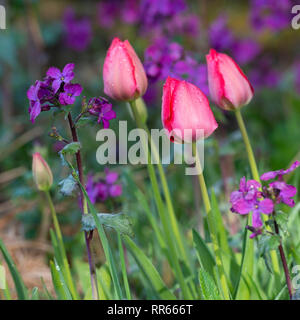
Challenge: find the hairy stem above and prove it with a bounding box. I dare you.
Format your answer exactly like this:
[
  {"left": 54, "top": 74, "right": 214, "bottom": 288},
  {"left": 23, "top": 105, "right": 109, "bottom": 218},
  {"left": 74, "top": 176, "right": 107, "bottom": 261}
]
[
  {"left": 273, "top": 215, "right": 293, "bottom": 299},
  {"left": 67, "top": 113, "right": 99, "bottom": 300}
]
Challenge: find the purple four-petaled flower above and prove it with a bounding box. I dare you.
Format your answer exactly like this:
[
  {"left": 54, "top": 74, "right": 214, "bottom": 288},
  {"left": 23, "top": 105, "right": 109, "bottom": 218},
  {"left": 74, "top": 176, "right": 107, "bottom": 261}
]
[
  {"left": 46, "top": 63, "right": 75, "bottom": 93},
  {"left": 59, "top": 83, "right": 83, "bottom": 106},
  {"left": 88, "top": 97, "right": 116, "bottom": 128}
]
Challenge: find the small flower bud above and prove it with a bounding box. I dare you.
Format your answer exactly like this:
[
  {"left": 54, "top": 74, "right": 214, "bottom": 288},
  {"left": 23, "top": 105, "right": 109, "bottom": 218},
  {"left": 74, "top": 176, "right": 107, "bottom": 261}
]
[{"left": 32, "top": 152, "right": 53, "bottom": 191}]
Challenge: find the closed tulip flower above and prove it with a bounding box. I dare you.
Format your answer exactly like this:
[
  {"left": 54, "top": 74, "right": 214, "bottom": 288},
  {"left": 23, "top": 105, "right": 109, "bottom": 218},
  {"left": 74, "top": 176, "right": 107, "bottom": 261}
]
[
  {"left": 103, "top": 38, "right": 148, "bottom": 101},
  {"left": 206, "top": 49, "right": 254, "bottom": 110},
  {"left": 162, "top": 77, "right": 218, "bottom": 143},
  {"left": 32, "top": 152, "right": 53, "bottom": 191}
]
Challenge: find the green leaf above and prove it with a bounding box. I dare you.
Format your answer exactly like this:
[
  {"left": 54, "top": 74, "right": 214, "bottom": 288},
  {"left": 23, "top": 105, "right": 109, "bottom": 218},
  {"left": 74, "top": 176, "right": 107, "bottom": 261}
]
[
  {"left": 59, "top": 174, "right": 77, "bottom": 196},
  {"left": 31, "top": 287, "right": 39, "bottom": 300},
  {"left": 50, "top": 259, "right": 72, "bottom": 300},
  {"left": 59, "top": 142, "right": 81, "bottom": 165},
  {"left": 81, "top": 212, "right": 134, "bottom": 238},
  {"left": 192, "top": 229, "right": 215, "bottom": 280},
  {"left": 124, "top": 235, "right": 176, "bottom": 300},
  {"left": 198, "top": 269, "right": 221, "bottom": 300},
  {"left": 275, "top": 211, "right": 289, "bottom": 235},
  {"left": 73, "top": 169, "right": 123, "bottom": 300},
  {"left": 75, "top": 117, "right": 97, "bottom": 128},
  {"left": 0, "top": 238, "right": 28, "bottom": 300},
  {"left": 258, "top": 234, "right": 281, "bottom": 256}
]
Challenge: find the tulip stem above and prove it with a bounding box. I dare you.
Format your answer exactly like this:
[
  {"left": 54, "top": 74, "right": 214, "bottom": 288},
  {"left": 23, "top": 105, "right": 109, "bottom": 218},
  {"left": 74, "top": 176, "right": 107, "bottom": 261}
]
[
  {"left": 235, "top": 109, "right": 260, "bottom": 182},
  {"left": 44, "top": 190, "right": 79, "bottom": 300},
  {"left": 129, "top": 100, "right": 193, "bottom": 299},
  {"left": 67, "top": 113, "right": 99, "bottom": 300},
  {"left": 234, "top": 108, "right": 281, "bottom": 289},
  {"left": 192, "top": 143, "right": 231, "bottom": 300}
]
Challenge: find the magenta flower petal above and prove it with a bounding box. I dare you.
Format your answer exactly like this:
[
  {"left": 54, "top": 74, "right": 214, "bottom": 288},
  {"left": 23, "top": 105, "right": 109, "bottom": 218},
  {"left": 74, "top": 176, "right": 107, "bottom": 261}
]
[
  {"left": 258, "top": 198, "right": 274, "bottom": 215},
  {"left": 109, "top": 184, "right": 122, "bottom": 198},
  {"left": 252, "top": 211, "right": 263, "bottom": 228},
  {"left": 46, "top": 67, "right": 61, "bottom": 79},
  {"left": 233, "top": 199, "right": 253, "bottom": 215}
]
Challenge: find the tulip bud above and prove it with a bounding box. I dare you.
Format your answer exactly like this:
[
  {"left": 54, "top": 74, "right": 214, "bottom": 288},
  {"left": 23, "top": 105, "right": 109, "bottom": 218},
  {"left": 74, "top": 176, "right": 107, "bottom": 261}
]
[
  {"left": 206, "top": 49, "right": 254, "bottom": 110},
  {"left": 103, "top": 38, "right": 148, "bottom": 101},
  {"left": 161, "top": 77, "right": 218, "bottom": 143},
  {"left": 32, "top": 152, "right": 53, "bottom": 191}
]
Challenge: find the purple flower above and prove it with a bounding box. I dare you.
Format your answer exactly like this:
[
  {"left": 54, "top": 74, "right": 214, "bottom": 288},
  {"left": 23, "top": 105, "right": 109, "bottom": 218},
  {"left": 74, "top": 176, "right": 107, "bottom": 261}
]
[
  {"left": 46, "top": 63, "right": 75, "bottom": 93},
  {"left": 121, "top": 0, "right": 140, "bottom": 24},
  {"left": 248, "top": 56, "right": 281, "bottom": 89},
  {"left": 261, "top": 161, "right": 300, "bottom": 181},
  {"left": 86, "top": 174, "right": 98, "bottom": 204},
  {"left": 141, "top": 0, "right": 186, "bottom": 27},
  {"left": 86, "top": 169, "right": 123, "bottom": 203},
  {"left": 104, "top": 168, "right": 123, "bottom": 197},
  {"left": 230, "top": 177, "right": 274, "bottom": 238},
  {"left": 88, "top": 97, "right": 116, "bottom": 128},
  {"left": 231, "top": 39, "right": 261, "bottom": 65},
  {"left": 27, "top": 81, "right": 42, "bottom": 123},
  {"left": 59, "top": 83, "right": 82, "bottom": 105},
  {"left": 208, "top": 15, "right": 235, "bottom": 51},
  {"left": 269, "top": 181, "right": 297, "bottom": 207},
  {"left": 27, "top": 80, "right": 56, "bottom": 123},
  {"left": 63, "top": 8, "right": 92, "bottom": 52},
  {"left": 250, "top": 0, "right": 292, "bottom": 32}
]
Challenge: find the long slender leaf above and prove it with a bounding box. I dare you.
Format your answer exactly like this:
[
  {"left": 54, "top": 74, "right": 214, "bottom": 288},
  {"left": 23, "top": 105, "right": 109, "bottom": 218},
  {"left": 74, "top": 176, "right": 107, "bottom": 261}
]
[
  {"left": 117, "top": 232, "right": 131, "bottom": 300},
  {"left": 49, "top": 259, "right": 72, "bottom": 300},
  {"left": 74, "top": 171, "right": 123, "bottom": 299},
  {"left": 0, "top": 238, "right": 28, "bottom": 300},
  {"left": 192, "top": 229, "right": 215, "bottom": 280},
  {"left": 124, "top": 235, "right": 176, "bottom": 300},
  {"left": 198, "top": 269, "right": 221, "bottom": 300}
]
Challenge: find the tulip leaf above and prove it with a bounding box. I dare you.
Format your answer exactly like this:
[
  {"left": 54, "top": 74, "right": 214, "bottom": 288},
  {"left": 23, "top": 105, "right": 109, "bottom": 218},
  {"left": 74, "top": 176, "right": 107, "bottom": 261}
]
[{"left": 82, "top": 212, "right": 134, "bottom": 238}]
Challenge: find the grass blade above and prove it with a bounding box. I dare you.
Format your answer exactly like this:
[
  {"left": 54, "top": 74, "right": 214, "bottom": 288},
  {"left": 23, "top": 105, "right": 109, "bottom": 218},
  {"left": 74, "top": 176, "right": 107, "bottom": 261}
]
[
  {"left": 124, "top": 235, "right": 176, "bottom": 300},
  {"left": 0, "top": 238, "right": 28, "bottom": 300}
]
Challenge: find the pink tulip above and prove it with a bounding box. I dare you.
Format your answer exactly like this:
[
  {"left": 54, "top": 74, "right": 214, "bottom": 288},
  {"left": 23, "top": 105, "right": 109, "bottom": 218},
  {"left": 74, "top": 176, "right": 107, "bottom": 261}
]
[
  {"left": 103, "top": 38, "right": 148, "bottom": 101},
  {"left": 206, "top": 49, "right": 254, "bottom": 110},
  {"left": 162, "top": 77, "right": 218, "bottom": 143},
  {"left": 32, "top": 152, "right": 53, "bottom": 191}
]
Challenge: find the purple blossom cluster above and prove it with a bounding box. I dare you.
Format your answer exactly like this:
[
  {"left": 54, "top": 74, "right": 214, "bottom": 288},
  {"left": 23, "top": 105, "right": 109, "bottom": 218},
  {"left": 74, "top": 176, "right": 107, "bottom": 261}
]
[
  {"left": 250, "top": 0, "right": 292, "bottom": 32},
  {"left": 86, "top": 168, "right": 123, "bottom": 204},
  {"left": 144, "top": 38, "right": 208, "bottom": 95},
  {"left": 230, "top": 161, "right": 300, "bottom": 238},
  {"left": 27, "top": 63, "right": 82, "bottom": 123},
  {"left": 208, "top": 15, "right": 261, "bottom": 66},
  {"left": 87, "top": 97, "right": 116, "bottom": 129},
  {"left": 63, "top": 8, "right": 92, "bottom": 52},
  {"left": 97, "top": 0, "right": 139, "bottom": 28},
  {"left": 97, "top": 0, "right": 197, "bottom": 38}
]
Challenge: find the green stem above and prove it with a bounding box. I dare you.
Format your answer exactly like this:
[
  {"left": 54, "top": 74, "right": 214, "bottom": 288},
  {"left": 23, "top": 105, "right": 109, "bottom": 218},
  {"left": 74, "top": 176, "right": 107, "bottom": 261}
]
[
  {"left": 234, "top": 109, "right": 280, "bottom": 283},
  {"left": 193, "top": 143, "right": 231, "bottom": 300},
  {"left": 128, "top": 100, "right": 188, "bottom": 263},
  {"left": 45, "top": 190, "right": 78, "bottom": 300},
  {"left": 129, "top": 100, "right": 192, "bottom": 299},
  {"left": 235, "top": 109, "right": 260, "bottom": 181}
]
